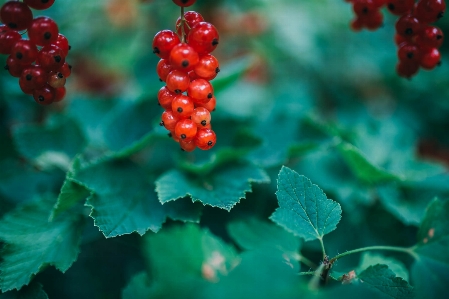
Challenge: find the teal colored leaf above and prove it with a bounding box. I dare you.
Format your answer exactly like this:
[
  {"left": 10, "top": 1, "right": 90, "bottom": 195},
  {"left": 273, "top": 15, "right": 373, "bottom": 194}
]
[
  {"left": 122, "top": 272, "right": 155, "bottom": 299},
  {"left": 72, "top": 159, "right": 201, "bottom": 237},
  {"left": 270, "top": 166, "right": 342, "bottom": 241},
  {"left": 11, "top": 116, "right": 86, "bottom": 170},
  {"left": 155, "top": 164, "right": 270, "bottom": 211},
  {"left": 0, "top": 197, "right": 85, "bottom": 292},
  {"left": 212, "top": 55, "right": 254, "bottom": 92},
  {"left": 357, "top": 264, "right": 414, "bottom": 299},
  {"left": 0, "top": 282, "right": 48, "bottom": 299},
  {"left": 411, "top": 198, "right": 449, "bottom": 299},
  {"left": 358, "top": 252, "right": 409, "bottom": 282}
]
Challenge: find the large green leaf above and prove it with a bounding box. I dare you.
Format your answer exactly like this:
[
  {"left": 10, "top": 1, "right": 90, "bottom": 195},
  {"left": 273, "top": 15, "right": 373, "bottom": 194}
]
[
  {"left": 0, "top": 196, "right": 85, "bottom": 292},
  {"left": 0, "top": 282, "right": 48, "bottom": 299},
  {"left": 72, "top": 159, "right": 202, "bottom": 237},
  {"left": 357, "top": 264, "right": 414, "bottom": 299},
  {"left": 411, "top": 198, "right": 449, "bottom": 299},
  {"left": 155, "top": 164, "right": 270, "bottom": 211},
  {"left": 358, "top": 252, "right": 409, "bottom": 282},
  {"left": 270, "top": 166, "right": 342, "bottom": 241}
]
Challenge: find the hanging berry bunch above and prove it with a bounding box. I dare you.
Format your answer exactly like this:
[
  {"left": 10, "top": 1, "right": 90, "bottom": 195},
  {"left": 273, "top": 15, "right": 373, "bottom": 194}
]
[
  {"left": 0, "top": 0, "right": 71, "bottom": 105},
  {"left": 345, "top": 0, "right": 446, "bottom": 78},
  {"left": 153, "top": 0, "right": 219, "bottom": 152}
]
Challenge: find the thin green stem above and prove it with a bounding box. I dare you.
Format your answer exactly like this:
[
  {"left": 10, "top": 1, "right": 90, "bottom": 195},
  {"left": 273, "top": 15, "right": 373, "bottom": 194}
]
[
  {"left": 318, "top": 237, "right": 326, "bottom": 260},
  {"left": 329, "top": 245, "right": 417, "bottom": 264},
  {"left": 298, "top": 271, "right": 316, "bottom": 276},
  {"left": 180, "top": 6, "right": 186, "bottom": 43},
  {"left": 298, "top": 255, "right": 317, "bottom": 270}
]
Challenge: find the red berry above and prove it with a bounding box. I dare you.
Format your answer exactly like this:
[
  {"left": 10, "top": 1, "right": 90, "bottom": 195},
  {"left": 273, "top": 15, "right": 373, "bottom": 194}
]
[
  {"left": 4, "top": 55, "right": 26, "bottom": 77},
  {"left": 395, "top": 14, "right": 421, "bottom": 37},
  {"left": 387, "top": 0, "right": 414, "bottom": 15},
  {"left": 420, "top": 47, "right": 441, "bottom": 69},
  {"left": 394, "top": 33, "right": 408, "bottom": 46},
  {"left": 353, "top": 0, "right": 376, "bottom": 16},
  {"left": 24, "top": 0, "right": 56, "bottom": 10},
  {"left": 187, "top": 79, "right": 214, "bottom": 104},
  {"left": 54, "top": 87, "right": 66, "bottom": 102},
  {"left": 171, "top": 94, "right": 194, "bottom": 119},
  {"left": 174, "top": 118, "right": 197, "bottom": 141},
  {"left": 0, "top": 1, "right": 33, "bottom": 31},
  {"left": 19, "top": 77, "right": 35, "bottom": 95},
  {"left": 157, "top": 86, "right": 177, "bottom": 110},
  {"left": 398, "top": 43, "right": 422, "bottom": 63},
  {"left": 350, "top": 18, "right": 363, "bottom": 31},
  {"left": 165, "top": 69, "right": 190, "bottom": 94},
  {"left": 179, "top": 139, "right": 196, "bottom": 152},
  {"left": 372, "top": 0, "right": 387, "bottom": 7},
  {"left": 169, "top": 43, "right": 199, "bottom": 71},
  {"left": 58, "top": 62, "right": 72, "bottom": 78},
  {"left": 415, "top": 0, "right": 446, "bottom": 23},
  {"left": 152, "top": 30, "right": 180, "bottom": 59},
  {"left": 161, "top": 110, "right": 179, "bottom": 131},
  {"left": 33, "top": 84, "right": 55, "bottom": 105},
  {"left": 194, "top": 128, "right": 216, "bottom": 150},
  {"left": 193, "top": 54, "right": 220, "bottom": 80},
  {"left": 37, "top": 44, "right": 65, "bottom": 72},
  {"left": 11, "top": 39, "right": 38, "bottom": 65},
  {"left": 54, "top": 34, "right": 70, "bottom": 57},
  {"left": 176, "top": 11, "right": 204, "bottom": 36},
  {"left": 191, "top": 107, "right": 211, "bottom": 127},
  {"left": 417, "top": 25, "right": 444, "bottom": 48},
  {"left": 48, "top": 72, "right": 66, "bottom": 88},
  {"left": 172, "top": 0, "right": 197, "bottom": 7},
  {"left": 187, "top": 22, "right": 219, "bottom": 55},
  {"left": 28, "top": 17, "right": 59, "bottom": 47},
  {"left": 396, "top": 60, "right": 420, "bottom": 78},
  {"left": 195, "top": 95, "right": 216, "bottom": 112},
  {"left": 20, "top": 65, "right": 47, "bottom": 90},
  {"left": 157, "top": 59, "right": 173, "bottom": 82},
  {"left": 0, "top": 29, "right": 21, "bottom": 54},
  {"left": 365, "top": 10, "right": 384, "bottom": 30}
]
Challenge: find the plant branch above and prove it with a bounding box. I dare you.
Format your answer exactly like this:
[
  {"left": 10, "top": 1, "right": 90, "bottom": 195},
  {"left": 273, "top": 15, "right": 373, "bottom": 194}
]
[
  {"left": 318, "top": 237, "right": 326, "bottom": 260},
  {"left": 329, "top": 245, "right": 417, "bottom": 264}
]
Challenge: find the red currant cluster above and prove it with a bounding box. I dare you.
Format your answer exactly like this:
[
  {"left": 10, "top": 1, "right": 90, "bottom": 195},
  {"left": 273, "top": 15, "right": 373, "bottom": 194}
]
[
  {"left": 0, "top": 0, "right": 71, "bottom": 105},
  {"left": 154, "top": 0, "right": 219, "bottom": 152},
  {"left": 346, "top": 0, "right": 446, "bottom": 78}
]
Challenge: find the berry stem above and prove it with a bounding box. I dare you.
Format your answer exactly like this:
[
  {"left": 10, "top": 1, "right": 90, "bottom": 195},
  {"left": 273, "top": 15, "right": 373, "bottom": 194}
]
[{"left": 180, "top": 6, "right": 186, "bottom": 43}]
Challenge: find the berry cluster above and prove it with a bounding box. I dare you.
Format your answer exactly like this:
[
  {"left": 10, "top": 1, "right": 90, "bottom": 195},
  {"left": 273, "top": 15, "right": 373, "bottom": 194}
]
[
  {"left": 154, "top": 0, "right": 219, "bottom": 152},
  {"left": 0, "top": 0, "right": 71, "bottom": 105},
  {"left": 346, "top": 0, "right": 446, "bottom": 78}
]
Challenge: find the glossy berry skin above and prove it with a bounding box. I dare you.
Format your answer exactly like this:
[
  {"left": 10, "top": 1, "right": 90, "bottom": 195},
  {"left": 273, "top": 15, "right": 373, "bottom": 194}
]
[
  {"left": 156, "top": 59, "right": 172, "bottom": 82},
  {"left": 53, "top": 87, "right": 66, "bottom": 102},
  {"left": 58, "top": 62, "right": 72, "bottom": 78},
  {"left": 0, "top": 1, "right": 33, "bottom": 31},
  {"left": 152, "top": 30, "right": 180, "bottom": 59},
  {"left": 398, "top": 43, "right": 421, "bottom": 63},
  {"left": 187, "top": 22, "right": 220, "bottom": 55},
  {"left": 191, "top": 107, "right": 211, "bottom": 127},
  {"left": 353, "top": 0, "right": 376, "bottom": 16},
  {"left": 174, "top": 118, "right": 197, "bottom": 141},
  {"left": 33, "top": 84, "right": 55, "bottom": 105},
  {"left": 187, "top": 79, "right": 213, "bottom": 104},
  {"left": 194, "top": 54, "right": 220, "bottom": 80},
  {"left": 54, "top": 34, "right": 70, "bottom": 57},
  {"left": 24, "top": 0, "right": 56, "bottom": 10},
  {"left": 48, "top": 72, "right": 66, "bottom": 88},
  {"left": 157, "top": 86, "right": 177, "bottom": 110},
  {"left": 172, "top": 0, "right": 197, "bottom": 7},
  {"left": 176, "top": 11, "right": 204, "bottom": 36},
  {"left": 420, "top": 47, "right": 441, "bottom": 69},
  {"left": 5, "top": 55, "right": 26, "bottom": 77},
  {"left": 396, "top": 60, "right": 419, "bottom": 78},
  {"left": 417, "top": 25, "right": 444, "bottom": 48},
  {"left": 166, "top": 70, "right": 190, "bottom": 94},
  {"left": 28, "top": 17, "right": 59, "bottom": 47},
  {"left": 20, "top": 65, "right": 47, "bottom": 90},
  {"left": 169, "top": 43, "right": 199, "bottom": 71},
  {"left": 19, "top": 77, "right": 34, "bottom": 94},
  {"left": 161, "top": 110, "right": 179, "bottom": 131},
  {"left": 0, "top": 29, "right": 21, "bottom": 54},
  {"left": 194, "top": 128, "right": 216, "bottom": 150},
  {"left": 37, "top": 45, "right": 65, "bottom": 72},
  {"left": 196, "top": 95, "right": 216, "bottom": 112},
  {"left": 386, "top": 0, "right": 414, "bottom": 15},
  {"left": 394, "top": 33, "right": 408, "bottom": 46},
  {"left": 179, "top": 139, "right": 196, "bottom": 152},
  {"left": 415, "top": 0, "right": 446, "bottom": 23},
  {"left": 11, "top": 39, "right": 38, "bottom": 65},
  {"left": 364, "top": 10, "right": 384, "bottom": 30},
  {"left": 395, "top": 14, "right": 421, "bottom": 37},
  {"left": 171, "top": 94, "right": 194, "bottom": 119}
]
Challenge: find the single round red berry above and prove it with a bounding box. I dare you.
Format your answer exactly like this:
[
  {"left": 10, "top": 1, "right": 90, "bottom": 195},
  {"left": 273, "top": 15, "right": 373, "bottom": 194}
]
[
  {"left": 350, "top": 18, "right": 363, "bottom": 31},
  {"left": 172, "top": 0, "right": 197, "bottom": 7},
  {"left": 415, "top": 0, "right": 446, "bottom": 23},
  {"left": 0, "top": 29, "right": 21, "bottom": 54},
  {"left": 0, "top": 1, "right": 33, "bottom": 31},
  {"left": 169, "top": 43, "right": 199, "bottom": 71},
  {"left": 387, "top": 0, "right": 414, "bottom": 15},
  {"left": 365, "top": 10, "right": 384, "bottom": 30},
  {"left": 191, "top": 107, "right": 211, "bottom": 127},
  {"left": 11, "top": 39, "right": 38, "bottom": 65},
  {"left": 353, "top": 0, "right": 375, "bottom": 16},
  {"left": 179, "top": 139, "right": 196, "bottom": 152},
  {"left": 171, "top": 94, "right": 194, "bottom": 119},
  {"left": 152, "top": 30, "right": 180, "bottom": 59},
  {"left": 194, "top": 54, "right": 220, "bottom": 80},
  {"left": 187, "top": 22, "right": 219, "bottom": 55},
  {"left": 24, "top": 0, "right": 56, "bottom": 10},
  {"left": 37, "top": 44, "right": 65, "bottom": 72},
  {"left": 176, "top": 11, "right": 204, "bottom": 36},
  {"left": 48, "top": 72, "right": 66, "bottom": 88},
  {"left": 394, "top": 33, "right": 408, "bottom": 46},
  {"left": 54, "top": 34, "right": 70, "bottom": 57},
  {"left": 166, "top": 69, "right": 190, "bottom": 94},
  {"left": 33, "top": 84, "right": 55, "bottom": 105},
  {"left": 187, "top": 78, "right": 214, "bottom": 104},
  {"left": 195, "top": 95, "right": 216, "bottom": 112},
  {"left": 417, "top": 25, "right": 444, "bottom": 48},
  {"left": 396, "top": 60, "right": 419, "bottom": 78},
  {"left": 174, "top": 118, "right": 197, "bottom": 141},
  {"left": 20, "top": 65, "right": 47, "bottom": 90},
  {"left": 28, "top": 17, "right": 59, "bottom": 47},
  {"left": 58, "top": 62, "right": 72, "bottom": 78},
  {"left": 54, "top": 86, "right": 66, "bottom": 102},
  {"left": 157, "top": 59, "right": 172, "bottom": 82},
  {"left": 395, "top": 14, "right": 421, "bottom": 37},
  {"left": 194, "top": 128, "right": 216, "bottom": 150},
  {"left": 157, "top": 86, "right": 177, "bottom": 110},
  {"left": 4, "top": 55, "right": 26, "bottom": 77},
  {"left": 420, "top": 47, "right": 441, "bottom": 69},
  {"left": 161, "top": 110, "right": 179, "bottom": 131},
  {"left": 398, "top": 43, "right": 421, "bottom": 63},
  {"left": 19, "top": 76, "right": 35, "bottom": 95}
]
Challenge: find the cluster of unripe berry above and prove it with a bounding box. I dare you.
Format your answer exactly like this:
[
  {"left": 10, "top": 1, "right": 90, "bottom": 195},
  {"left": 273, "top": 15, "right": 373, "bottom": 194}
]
[
  {"left": 346, "top": 0, "right": 446, "bottom": 78},
  {"left": 154, "top": 0, "right": 219, "bottom": 152},
  {"left": 0, "top": 0, "right": 71, "bottom": 105}
]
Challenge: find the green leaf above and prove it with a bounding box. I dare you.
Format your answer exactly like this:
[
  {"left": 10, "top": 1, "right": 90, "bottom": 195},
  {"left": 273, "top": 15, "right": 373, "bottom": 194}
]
[
  {"left": 122, "top": 272, "right": 155, "bottom": 299},
  {"left": 357, "top": 264, "right": 414, "bottom": 299},
  {"left": 212, "top": 55, "right": 254, "bottom": 92},
  {"left": 358, "top": 252, "right": 409, "bottom": 282},
  {"left": 11, "top": 116, "right": 86, "bottom": 170},
  {"left": 270, "top": 166, "right": 342, "bottom": 241},
  {"left": 411, "top": 198, "right": 449, "bottom": 299},
  {"left": 0, "top": 196, "right": 85, "bottom": 292},
  {"left": 227, "top": 218, "right": 301, "bottom": 270},
  {"left": 155, "top": 164, "right": 270, "bottom": 211},
  {"left": 72, "top": 159, "right": 201, "bottom": 237},
  {"left": 0, "top": 282, "right": 48, "bottom": 299}
]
